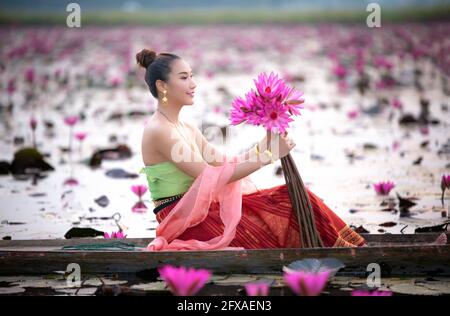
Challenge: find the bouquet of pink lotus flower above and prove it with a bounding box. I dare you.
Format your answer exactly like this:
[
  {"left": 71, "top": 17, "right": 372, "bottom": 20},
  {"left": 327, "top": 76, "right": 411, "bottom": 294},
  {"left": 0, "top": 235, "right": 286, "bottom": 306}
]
[
  {"left": 230, "top": 72, "right": 323, "bottom": 248},
  {"left": 230, "top": 72, "right": 305, "bottom": 133}
]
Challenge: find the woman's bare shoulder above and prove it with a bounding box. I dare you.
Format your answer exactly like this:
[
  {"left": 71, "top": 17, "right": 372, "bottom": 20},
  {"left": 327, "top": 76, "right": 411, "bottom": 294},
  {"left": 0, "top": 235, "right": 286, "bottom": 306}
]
[{"left": 144, "top": 117, "right": 171, "bottom": 141}]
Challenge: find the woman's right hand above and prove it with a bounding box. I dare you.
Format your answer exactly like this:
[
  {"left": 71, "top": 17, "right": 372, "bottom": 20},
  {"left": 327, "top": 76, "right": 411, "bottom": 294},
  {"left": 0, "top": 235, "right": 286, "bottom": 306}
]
[{"left": 258, "top": 130, "right": 296, "bottom": 163}]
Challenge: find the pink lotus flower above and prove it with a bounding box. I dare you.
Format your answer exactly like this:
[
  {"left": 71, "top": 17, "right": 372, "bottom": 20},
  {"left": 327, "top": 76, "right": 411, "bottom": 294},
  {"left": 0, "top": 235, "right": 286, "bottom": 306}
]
[
  {"left": 283, "top": 270, "right": 330, "bottom": 296},
  {"left": 132, "top": 201, "right": 148, "bottom": 213},
  {"left": 25, "top": 67, "right": 35, "bottom": 84},
  {"left": 258, "top": 102, "right": 294, "bottom": 133},
  {"left": 104, "top": 231, "right": 126, "bottom": 239},
  {"left": 7, "top": 79, "right": 16, "bottom": 95},
  {"left": 441, "top": 174, "right": 450, "bottom": 191},
  {"left": 110, "top": 76, "right": 123, "bottom": 87},
  {"left": 392, "top": 98, "right": 403, "bottom": 110},
  {"left": 29, "top": 117, "right": 37, "bottom": 130},
  {"left": 254, "top": 71, "right": 287, "bottom": 101},
  {"left": 74, "top": 132, "right": 87, "bottom": 141},
  {"left": 373, "top": 181, "right": 395, "bottom": 195},
  {"left": 441, "top": 174, "right": 450, "bottom": 206},
  {"left": 392, "top": 141, "right": 401, "bottom": 151},
  {"left": 131, "top": 184, "right": 148, "bottom": 198},
  {"left": 229, "top": 72, "right": 304, "bottom": 134},
  {"left": 63, "top": 178, "right": 79, "bottom": 186},
  {"left": 347, "top": 110, "right": 359, "bottom": 119},
  {"left": 245, "top": 282, "right": 270, "bottom": 296},
  {"left": 64, "top": 116, "right": 79, "bottom": 126},
  {"left": 158, "top": 265, "right": 211, "bottom": 296},
  {"left": 333, "top": 63, "right": 347, "bottom": 78},
  {"left": 419, "top": 126, "right": 429, "bottom": 135},
  {"left": 351, "top": 290, "right": 393, "bottom": 296}
]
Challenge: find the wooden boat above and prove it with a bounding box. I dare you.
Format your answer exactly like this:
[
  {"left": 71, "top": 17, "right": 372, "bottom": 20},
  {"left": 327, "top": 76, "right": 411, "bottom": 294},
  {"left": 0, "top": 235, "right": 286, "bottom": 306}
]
[{"left": 0, "top": 233, "right": 448, "bottom": 276}]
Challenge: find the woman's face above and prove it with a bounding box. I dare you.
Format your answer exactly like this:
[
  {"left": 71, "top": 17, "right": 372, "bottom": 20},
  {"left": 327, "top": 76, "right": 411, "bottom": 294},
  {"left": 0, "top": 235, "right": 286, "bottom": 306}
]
[{"left": 164, "top": 59, "right": 196, "bottom": 106}]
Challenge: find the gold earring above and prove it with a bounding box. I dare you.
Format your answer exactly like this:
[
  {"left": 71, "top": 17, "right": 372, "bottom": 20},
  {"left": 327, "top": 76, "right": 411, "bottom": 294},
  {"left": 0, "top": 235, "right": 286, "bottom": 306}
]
[{"left": 162, "top": 90, "right": 168, "bottom": 105}]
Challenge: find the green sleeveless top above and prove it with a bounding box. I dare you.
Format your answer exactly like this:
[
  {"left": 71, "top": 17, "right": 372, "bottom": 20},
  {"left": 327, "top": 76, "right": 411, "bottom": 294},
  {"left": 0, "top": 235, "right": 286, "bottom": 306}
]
[{"left": 139, "top": 161, "right": 195, "bottom": 200}]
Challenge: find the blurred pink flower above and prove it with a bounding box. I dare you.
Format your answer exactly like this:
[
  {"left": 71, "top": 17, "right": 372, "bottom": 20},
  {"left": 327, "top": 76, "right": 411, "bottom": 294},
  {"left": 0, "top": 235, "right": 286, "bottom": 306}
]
[
  {"left": 419, "top": 126, "right": 429, "bottom": 135},
  {"left": 104, "top": 231, "right": 126, "bottom": 239},
  {"left": 132, "top": 201, "right": 148, "bottom": 213},
  {"left": 158, "top": 265, "right": 211, "bottom": 296},
  {"left": 333, "top": 63, "right": 347, "bottom": 78},
  {"left": 374, "top": 56, "right": 394, "bottom": 70},
  {"left": 392, "top": 141, "right": 401, "bottom": 151},
  {"left": 351, "top": 290, "right": 393, "bottom": 296},
  {"left": 392, "top": 98, "right": 403, "bottom": 110},
  {"left": 283, "top": 270, "right": 330, "bottom": 296},
  {"left": 25, "top": 67, "right": 35, "bottom": 84},
  {"left": 74, "top": 132, "right": 87, "bottom": 141},
  {"left": 441, "top": 174, "right": 450, "bottom": 191},
  {"left": 29, "top": 117, "right": 37, "bottom": 130},
  {"left": 64, "top": 116, "right": 79, "bottom": 126},
  {"left": 347, "top": 110, "right": 359, "bottom": 119},
  {"left": 245, "top": 282, "right": 270, "bottom": 296},
  {"left": 373, "top": 181, "right": 395, "bottom": 195},
  {"left": 131, "top": 184, "right": 148, "bottom": 198},
  {"left": 110, "top": 76, "right": 123, "bottom": 87},
  {"left": 7, "top": 79, "right": 16, "bottom": 95},
  {"left": 63, "top": 178, "right": 79, "bottom": 186},
  {"left": 441, "top": 174, "right": 450, "bottom": 206}
]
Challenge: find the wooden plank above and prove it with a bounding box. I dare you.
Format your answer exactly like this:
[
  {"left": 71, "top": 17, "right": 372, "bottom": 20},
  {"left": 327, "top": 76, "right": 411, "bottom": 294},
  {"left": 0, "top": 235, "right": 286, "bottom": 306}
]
[
  {"left": 0, "top": 233, "right": 447, "bottom": 248},
  {"left": 0, "top": 243, "right": 449, "bottom": 276}
]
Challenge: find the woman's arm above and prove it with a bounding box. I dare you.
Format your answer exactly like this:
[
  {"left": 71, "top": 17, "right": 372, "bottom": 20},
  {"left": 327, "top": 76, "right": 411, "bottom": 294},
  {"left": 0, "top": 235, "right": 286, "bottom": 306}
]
[
  {"left": 184, "top": 122, "right": 257, "bottom": 166},
  {"left": 148, "top": 124, "right": 272, "bottom": 182}
]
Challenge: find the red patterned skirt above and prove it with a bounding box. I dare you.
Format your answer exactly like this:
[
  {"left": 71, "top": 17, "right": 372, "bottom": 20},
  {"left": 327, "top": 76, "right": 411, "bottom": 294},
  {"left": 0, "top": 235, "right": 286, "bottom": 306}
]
[{"left": 155, "top": 184, "right": 366, "bottom": 249}]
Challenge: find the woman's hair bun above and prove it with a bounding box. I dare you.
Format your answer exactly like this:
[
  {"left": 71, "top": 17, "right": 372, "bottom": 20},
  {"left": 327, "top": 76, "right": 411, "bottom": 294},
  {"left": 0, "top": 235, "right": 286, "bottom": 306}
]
[{"left": 136, "top": 49, "right": 157, "bottom": 68}]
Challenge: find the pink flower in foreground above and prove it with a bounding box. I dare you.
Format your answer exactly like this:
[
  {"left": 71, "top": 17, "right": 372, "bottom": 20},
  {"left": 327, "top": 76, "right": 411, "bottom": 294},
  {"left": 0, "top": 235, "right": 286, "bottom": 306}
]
[
  {"left": 245, "top": 282, "right": 270, "bottom": 296},
  {"left": 373, "top": 181, "right": 395, "bottom": 195},
  {"left": 283, "top": 270, "right": 330, "bottom": 296},
  {"left": 74, "top": 132, "right": 87, "bottom": 141},
  {"left": 230, "top": 95, "right": 251, "bottom": 125},
  {"left": 253, "top": 71, "right": 287, "bottom": 101},
  {"left": 351, "top": 290, "right": 393, "bottom": 296},
  {"left": 104, "top": 231, "right": 126, "bottom": 239},
  {"left": 258, "top": 102, "right": 294, "bottom": 134},
  {"left": 158, "top": 265, "right": 211, "bottom": 296},
  {"left": 64, "top": 115, "right": 79, "bottom": 126},
  {"left": 131, "top": 184, "right": 148, "bottom": 198},
  {"left": 229, "top": 72, "right": 304, "bottom": 134}
]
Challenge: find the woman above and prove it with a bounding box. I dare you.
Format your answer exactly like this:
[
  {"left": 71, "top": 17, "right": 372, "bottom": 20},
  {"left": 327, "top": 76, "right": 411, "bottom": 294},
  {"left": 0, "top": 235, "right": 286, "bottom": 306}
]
[{"left": 137, "top": 48, "right": 367, "bottom": 250}]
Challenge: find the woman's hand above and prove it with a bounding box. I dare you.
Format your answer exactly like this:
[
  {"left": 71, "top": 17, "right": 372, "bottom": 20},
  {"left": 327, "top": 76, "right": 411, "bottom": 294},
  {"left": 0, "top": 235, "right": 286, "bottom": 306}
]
[{"left": 258, "top": 130, "right": 296, "bottom": 163}]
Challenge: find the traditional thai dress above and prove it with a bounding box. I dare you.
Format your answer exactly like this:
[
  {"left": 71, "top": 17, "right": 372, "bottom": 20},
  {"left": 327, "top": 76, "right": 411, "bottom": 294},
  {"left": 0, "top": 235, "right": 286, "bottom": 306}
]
[{"left": 140, "top": 159, "right": 366, "bottom": 251}]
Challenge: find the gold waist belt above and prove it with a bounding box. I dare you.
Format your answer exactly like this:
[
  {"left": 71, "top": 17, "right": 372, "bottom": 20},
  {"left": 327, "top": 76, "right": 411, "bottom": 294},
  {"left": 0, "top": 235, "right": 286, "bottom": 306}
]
[{"left": 153, "top": 193, "right": 185, "bottom": 208}]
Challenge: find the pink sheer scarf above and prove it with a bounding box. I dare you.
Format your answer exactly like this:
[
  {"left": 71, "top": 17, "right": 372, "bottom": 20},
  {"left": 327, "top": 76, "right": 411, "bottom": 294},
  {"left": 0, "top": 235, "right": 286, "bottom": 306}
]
[{"left": 146, "top": 155, "right": 258, "bottom": 251}]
